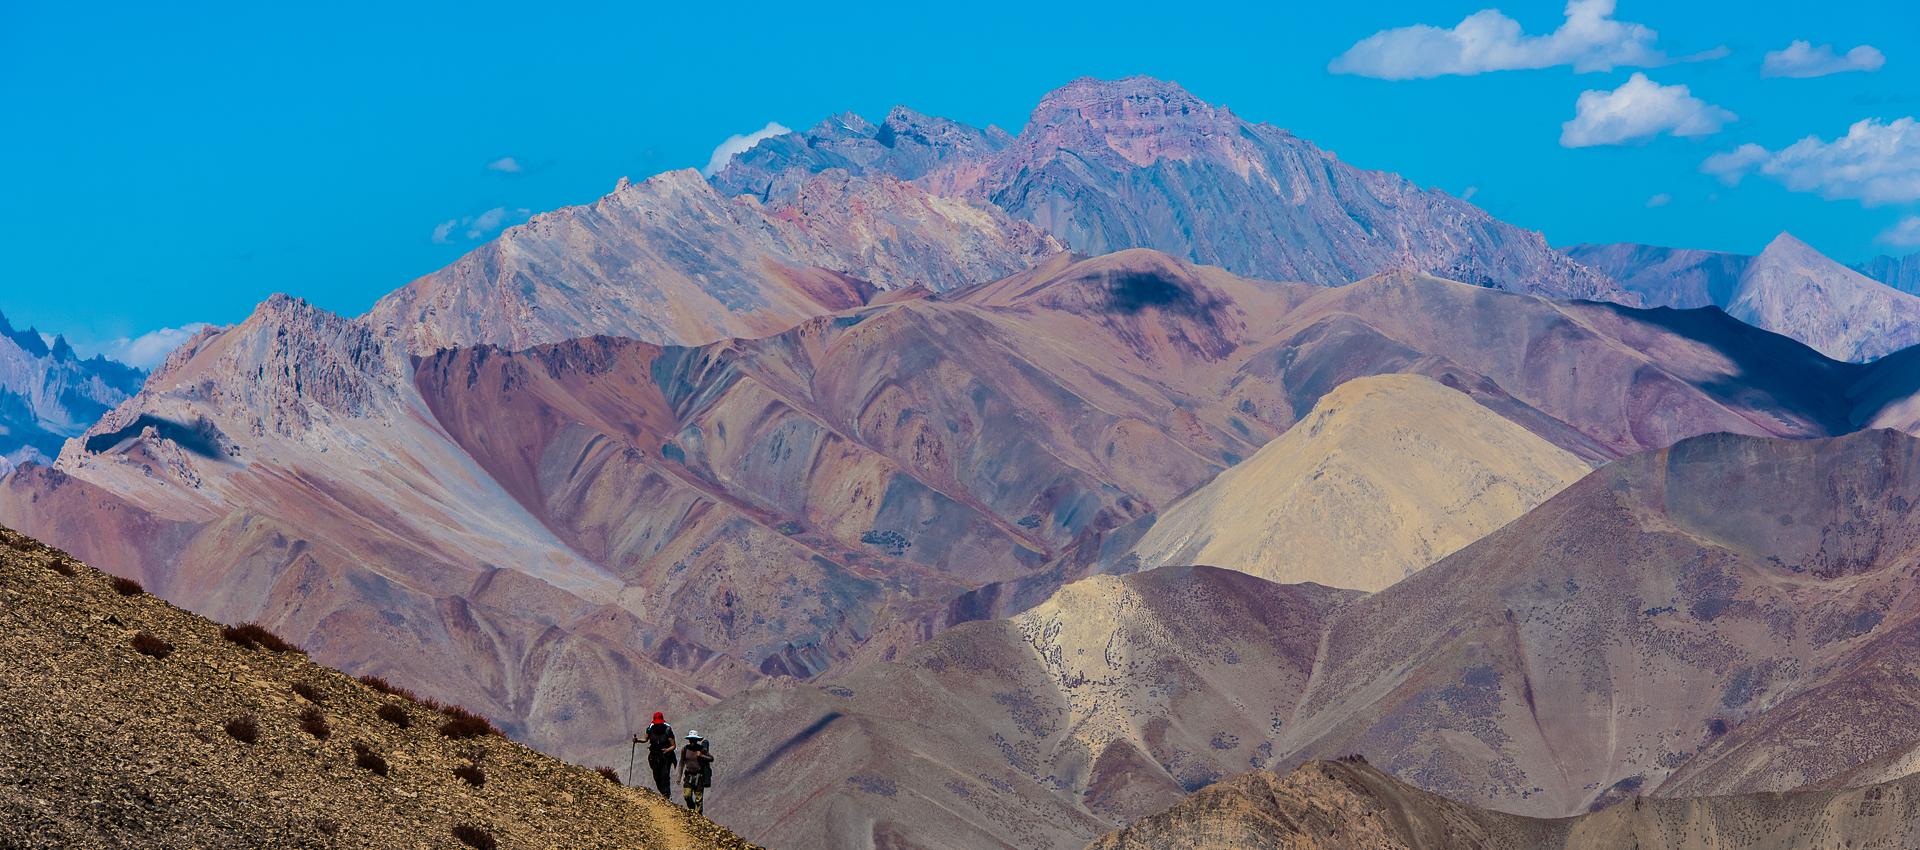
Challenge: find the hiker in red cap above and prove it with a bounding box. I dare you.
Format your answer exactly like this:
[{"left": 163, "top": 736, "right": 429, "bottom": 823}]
[{"left": 634, "top": 711, "right": 677, "bottom": 796}]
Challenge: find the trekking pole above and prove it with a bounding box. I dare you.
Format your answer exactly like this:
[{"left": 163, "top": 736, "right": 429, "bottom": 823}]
[{"left": 627, "top": 735, "right": 638, "bottom": 787}]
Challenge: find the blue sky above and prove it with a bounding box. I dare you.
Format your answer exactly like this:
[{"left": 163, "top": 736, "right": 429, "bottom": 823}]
[{"left": 5, "top": 1, "right": 1918, "bottom": 364}]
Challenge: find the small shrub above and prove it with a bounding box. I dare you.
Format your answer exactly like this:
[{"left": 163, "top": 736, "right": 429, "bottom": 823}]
[
  {"left": 298, "top": 707, "right": 330, "bottom": 740},
  {"left": 375, "top": 703, "right": 410, "bottom": 728},
  {"left": 110, "top": 575, "right": 145, "bottom": 596},
  {"left": 221, "top": 623, "right": 302, "bottom": 654},
  {"left": 450, "top": 824, "right": 496, "bottom": 850},
  {"left": 291, "top": 682, "right": 326, "bottom": 705},
  {"left": 596, "top": 766, "right": 621, "bottom": 784},
  {"left": 48, "top": 559, "right": 76, "bottom": 577},
  {"left": 315, "top": 817, "right": 339, "bottom": 836},
  {"left": 224, "top": 714, "right": 260, "bottom": 744},
  {"left": 130, "top": 632, "right": 173, "bottom": 659},
  {"left": 351, "top": 742, "right": 389, "bottom": 777},
  {"left": 438, "top": 705, "right": 499, "bottom": 740},
  {"left": 453, "top": 764, "right": 486, "bottom": 788},
  {"left": 358, "top": 674, "right": 426, "bottom": 705}
]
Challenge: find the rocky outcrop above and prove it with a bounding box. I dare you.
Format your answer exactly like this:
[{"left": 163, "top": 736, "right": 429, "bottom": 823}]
[
  {"left": 0, "top": 524, "right": 758, "bottom": 849},
  {"left": 0, "top": 310, "right": 144, "bottom": 469}
]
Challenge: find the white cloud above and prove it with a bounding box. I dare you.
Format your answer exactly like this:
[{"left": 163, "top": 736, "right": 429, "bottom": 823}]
[
  {"left": 1560, "top": 73, "right": 1736, "bottom": 147},
  {"left": 1762, "top": 41, "right": 1885, "bottom": 78},
  {"left": 1702, "top": 117, "right": 1920, "bottom": 205},
  {"left": 486, "top": 156, "right": 523, "bottom": 173},
  {"left": 701, "top": 121, "right": 790, "bottom": 177},
  {"left": 432, "top": 206, "right": 532, "bottom": 244},
  {"left": 1329, "top": 0, "right": 1703, "bottom": 79},
  {"left": 74, "top": 323, "right": 212, "bottom": 370},
  {"left": 1646, "top": 192, "right": 1672, "bottom": 207},
  {"left": 1460, "top": 185, "right": 1479, "bottom": 201},
  {"left": 1882, "top": 216, "right": 1920, "bottom": 248},
  {"left": 1702, "top": 143, "right": 1770, "bottom": 181}
]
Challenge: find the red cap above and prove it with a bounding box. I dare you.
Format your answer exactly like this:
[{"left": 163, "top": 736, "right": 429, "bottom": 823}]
[{"left": 653, "top": 711, "right": 665, "bottom": 723}]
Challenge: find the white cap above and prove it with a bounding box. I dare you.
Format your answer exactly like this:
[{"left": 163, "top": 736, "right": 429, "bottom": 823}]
[{"left": 686, "top": 730, "right": 703, "bottom": 740}]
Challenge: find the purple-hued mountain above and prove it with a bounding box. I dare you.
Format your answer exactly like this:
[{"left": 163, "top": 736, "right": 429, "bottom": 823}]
[
  {"left": 1569, "top": 233, "right": 1920, "bottom": 362},
  {"left": 367, "top": 168, "right": 1060, "bottom": 353},
  {"left": 0, "top": 311, "right": 144, "bottom": 470},
  {"left": 714, "top": 77, "right": 1627, "bottom": 302}
]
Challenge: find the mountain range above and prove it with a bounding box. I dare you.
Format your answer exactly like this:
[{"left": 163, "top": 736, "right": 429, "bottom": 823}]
[
  {"left": 13, "top": 75, "right": 1920, "bottom": 850},
  {"left": 694, "top": 428, "right": 1920, "bottom": 850},
  {"left": 717, "top": 77, "right": 1624, "bottom": 303},
  {"left": 1569, "top": 233, "right": 1920, "bottom": 362},
  {"left": 10, "top": 242, "right": 1900, "bottom": 775}
]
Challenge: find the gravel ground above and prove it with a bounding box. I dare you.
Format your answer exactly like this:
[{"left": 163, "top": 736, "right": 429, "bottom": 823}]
[{"left": 0, "top": 526, "right": 762, "bottom": 850}]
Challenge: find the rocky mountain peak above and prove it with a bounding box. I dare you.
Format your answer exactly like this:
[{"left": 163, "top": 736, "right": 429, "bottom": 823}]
[
  {"left": 1759, "top": 230, "right": 1821, "bottom": 259},
  {"left": 1022, "top": 76, "right": 1243, "bottom": 169},
  {"left": 0, "top": 310, "right": 51, "bottom": 359}
]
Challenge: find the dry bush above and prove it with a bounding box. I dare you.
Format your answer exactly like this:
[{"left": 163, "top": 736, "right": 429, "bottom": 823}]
[
  {"left": 48, "top": 559, "right": 76, "bottom": 577},
  {"left": 351, "top": 742, "right": 389, "bottom": 777},
  {"left": 221, "top": 623, "right": 302, "bottom": 654},
  {"left": 110, "top": 576, "right": 145, "bottom": 596},
  {"left": 224, "top": 714, "right": 260, "bottom": 744},
  {"left": 438, "top": 705, "right": 499, "bottom": 740},
  {"left": 315, "top": 818, "right": 339, "bottom": 836},
  {"left": 298, "top": 707, "right": 330, "bottom": 740},
  {"left": 595, "top": 766, "right": 621, "bottom": 784},
  {"left": 450, "top": 824, "right": 496, "bottom": 850},
  {"left": 291, "top": 682, "right": 326, "bottom": 705},
  {"left": 130, "top": 632, "right": 173, "bottom": 659},
  {"left": 453, "top": 764, "right": 485, "bottom": 788},
  {"left": 357, "top": 674, "right": 429, "bottom": 706},
  {"left": 375, "top": 703, "right": 410, "bottom": 728}
]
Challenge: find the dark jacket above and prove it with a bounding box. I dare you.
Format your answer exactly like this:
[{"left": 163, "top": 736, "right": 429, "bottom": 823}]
[
  {"left": 680, "top": 741, "right": 713, "bottom": 788},
  {"left": 644, "top": 722, "right": 677, "bottom": 764}
]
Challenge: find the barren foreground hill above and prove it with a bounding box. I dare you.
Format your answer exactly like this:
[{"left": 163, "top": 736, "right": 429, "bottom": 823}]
[
  {"left": 1090, "top": 758, "right": 1920, "bottom": 850},
  {"left": 0, "top": 526, "right": 757, "bottom": 850}
]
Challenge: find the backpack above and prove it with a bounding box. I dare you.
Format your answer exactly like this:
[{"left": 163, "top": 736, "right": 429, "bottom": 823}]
[
  {"left": 682, "top": 741, "right": 713, "bottom": 788},
  {"left": 645, "top": 722, "right": 676, "bottom": 755}
]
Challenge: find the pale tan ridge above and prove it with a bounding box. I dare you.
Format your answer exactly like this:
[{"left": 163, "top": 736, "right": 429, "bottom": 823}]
[{"left": 1128, "top": 373, "right": 1593, "bottom": 591}]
